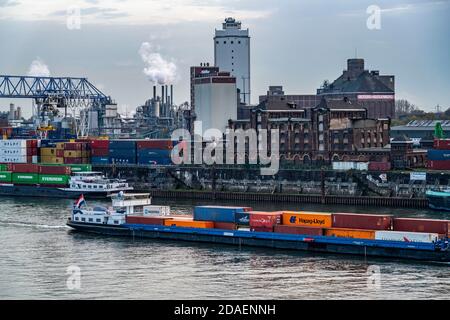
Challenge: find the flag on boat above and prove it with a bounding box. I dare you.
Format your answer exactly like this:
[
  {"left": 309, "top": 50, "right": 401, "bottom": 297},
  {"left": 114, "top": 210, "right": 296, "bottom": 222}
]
[{"left": 75, "top": 194, "right": 86, "bottom": 208}]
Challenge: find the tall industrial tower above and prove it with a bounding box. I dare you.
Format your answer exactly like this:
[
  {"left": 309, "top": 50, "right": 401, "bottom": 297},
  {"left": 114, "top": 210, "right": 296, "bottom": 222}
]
[{"left": 214, "top": 17, "right": 251, "bottom": 104}]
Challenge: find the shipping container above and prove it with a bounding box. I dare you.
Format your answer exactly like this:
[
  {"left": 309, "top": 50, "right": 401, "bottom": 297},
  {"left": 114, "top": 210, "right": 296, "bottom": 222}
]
[
  {"left": 0, "top": 171, "right": 12, "bottom": 183},
  {"left": 393, "top": 218, "right": 450, "bottom": 236},
  {"left": 427, "top": 160, "right": 450, "bottom": 170},
  {"left": 0, "top": 139, "right": 27, "bottom": 148},
  {"left": 324, "top": 228, "right": 375, "bottom": 240},
  {"left": 64, "top": 157, "right": 83, "bottom": 164},
  {"left": 39, "top": 165, "right": 71, "bottom": 175},
  {"left": 64, "top": 150, "right": 82, "bottom": 158},
  {"left": 251, "top": 226, "right": 274, "bottom": 232},
  {"left": 109, "top": 157, "right": 136, "bottom": 164},
  {"left": 0, "top": 148, "right": 28, "bottom": 156},
  {"left": 137, "top": 157, "right": 172, "bottom": 165},
  {"left": 375, "top": 230, "right": 439, "bottom": 243},
  {"left": 8, "top": 163, "right": 39, "bottom": 173},
  {"left": 40, "top": 156, "right": 64, "bottom": 164},
  {"left": 249, "top": 211, "right": 282, "bottom": 228},
  {"left": 282, "top": 211, "right": 332, "bottom": 228},
  {"left": 91, "top": 148, "right": 109, "bottom": 157},
  {"left": 38, "top": 174, "right": 69, "bottom": 185},
  {"left": 427, "top": 149, "right": 450, "bottom": 161},
  {"left": 0, "top": 156, "right": 27, "bottom": 163},
  {"left": 137, "top": 140, "right": 174, "bottom": 150},
  {"left": 68, "top": 164, "right": 92, "bottom": 172},
  {"left": 56, "top": 150, "right": 64, "bottom": 157},
  {"left": 91, "top": 156, "right": 110, "bottom": 164},
  {"left": 12, "top": 173, "right": 39, "bottom": 184},
  {"left": 56, "top": 142, "right": 65, "bottom": 150},
  {"left": 193, "top": 206, "right": 252, "bottom": 224},
  {"left": 109, "top": 140, "right": 137, "bottom": 150},
  {"left": 213, "top": 222, "right": 237, "bottom": 230},
  {"left": 110, "top": 148, "right": 137, "bottom": 156},
  {"left": 0, "top": 164, "right": 8, "bottom": 171},
  {"left": 332, "top": 162, "right": 355, "bottom": 171},
  {"left": 164, "top": 219, "right": 214, "bottom": 229},
  {"left": 125, "top": 216, "right": 172, "bottom": 225},
  {"left": 64, "top": 142, "right": 83, "bottom": 151},
  {"left": 355, "top": 162, "right": 369, "bottom": 171},
  {"left": 40, "top": 148, "right": 57, "bottom": 156},
  {"left": 368, "top": 162, "right": 391, "bottom": 171},
  {"left": 90, "top": 139, "right": 109, "bottom": 149},
  {"left": 433, "top": 139, "right": 450, "bottom": 150},
  {"left": 137, "top": 149, "right": 171, "bottom": 158},
  {"left": 274, "top": 225, "right": 323, "bottom": 236},
  {"left": 332, "top": 213, "right": 392, "bottom": 230}
]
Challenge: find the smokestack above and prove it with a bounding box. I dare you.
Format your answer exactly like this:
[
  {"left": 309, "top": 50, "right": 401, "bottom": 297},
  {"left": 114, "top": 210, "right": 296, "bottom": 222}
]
[
  {"left": 161, "top": 85, "right": 165, "bottom": 105},
  {"left": 153, "top": 86, "right": 156, "bottom": 100},
  {"left": 170, "top": 85, "right": 174, "bottom": 107}
]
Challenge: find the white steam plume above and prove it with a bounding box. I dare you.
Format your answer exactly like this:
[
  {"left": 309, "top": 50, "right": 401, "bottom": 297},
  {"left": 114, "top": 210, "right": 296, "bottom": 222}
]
[
  {"left": 27, "top": 57, "right": 51, "bottom": 77},
  {"left": 139, "top": 42, "right": 177, "bottom": 85}
]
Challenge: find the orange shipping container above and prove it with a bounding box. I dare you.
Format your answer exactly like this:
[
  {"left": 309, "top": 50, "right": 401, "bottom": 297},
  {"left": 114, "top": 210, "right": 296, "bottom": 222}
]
[
  {"left": 164, "top": 219, "right": 214, "bottom": 229},
  {"left": 324, "top": 228, "right": 375, "bottom": 240},
  {"left": 282, "top": 211, "right": 332, "bottom": 228}
]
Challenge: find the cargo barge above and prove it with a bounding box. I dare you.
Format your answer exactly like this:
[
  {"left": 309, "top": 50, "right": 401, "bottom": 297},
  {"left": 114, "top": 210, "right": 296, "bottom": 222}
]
[{"left": 67, "top": 194, "right": 450, "bottom": 262}]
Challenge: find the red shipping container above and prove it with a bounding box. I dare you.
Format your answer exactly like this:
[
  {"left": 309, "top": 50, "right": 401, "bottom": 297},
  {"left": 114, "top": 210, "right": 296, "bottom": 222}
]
[
  {"left": 214, "top": 222, "right": 237, "bottom": 230},
  {"left": 274, "top": 225, "right": 323, "bottom": 236},
  {"left": 91, "top": 140, "right": 110, "bottom": 149},
  {"left": 393, "top": 218, "right": 450, "bottom": 236},
  {"left": 91, "top": 148, "right": 109, "bottom": 156},
  {"left": 332, "top": 213, "right": 392, "bottom": 230},
  {"left": 427, "top": 160, "right": 450, "bottom": 170},
  {"left": 26, "top": 140, "right": 38, "bottom": 148},
  {"left": 8, "top": 163, "right": 39, "bottom": 173},
  {"left": 64, "top": 143, "right": 83, "bottom": 151},
  {"left": 125, "top": 216, "right": 172, "bottom": 225},
  {"left": 55, "top": 150, "right": 64, "bottom": 157},
  {"left": 249, "top": 211, "right": 282, "bottom": 228},
  {"left": 433, "top": 139, "right": 450, "bottom": 150},
  {"left": 368, "top": 162, "right": 391, "bottom": 171},
  {"left": 64, "top": 157, "right": 83, "bottom": 164},
  {"left": 39, "top": 165, "right": 71, "bottom": 175},
  {"left": 251, "top": 226, "right": 274, "bottom": 232},
  {"left": 137, "top": 140, "right": 173, "bottom": 150}
]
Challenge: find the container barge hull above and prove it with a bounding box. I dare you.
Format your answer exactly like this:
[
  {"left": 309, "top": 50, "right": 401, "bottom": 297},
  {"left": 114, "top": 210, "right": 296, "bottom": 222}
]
[
  {"left": 0, "top": 185, "right": 114, "bottom": 199},
  {"left": 67, "top": 221, "right": 450, "bottom": 263}
]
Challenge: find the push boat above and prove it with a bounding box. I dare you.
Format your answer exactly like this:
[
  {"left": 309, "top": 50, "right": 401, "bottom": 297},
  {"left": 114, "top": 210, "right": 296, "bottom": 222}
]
[
  {"left": 0, "top": 171, "right": 133, "bottom": 198},
  {"left": 66, "top": 193, "right": 450, "bottom": 262}
]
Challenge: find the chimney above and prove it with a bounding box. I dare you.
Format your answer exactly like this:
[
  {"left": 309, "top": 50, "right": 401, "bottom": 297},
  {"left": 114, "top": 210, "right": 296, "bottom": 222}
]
[
  {"left": 161, "top": 85, "right": 165, "bottom": 105},
  {"left": 170, "top": 85, "right": 174, "bottom": 107},
  {"left": 153, "top": 85, "right": 156, "bottom": 100}
]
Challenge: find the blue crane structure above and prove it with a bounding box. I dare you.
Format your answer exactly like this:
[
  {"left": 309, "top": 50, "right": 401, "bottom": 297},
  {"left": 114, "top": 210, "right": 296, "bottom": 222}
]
[
  {"left": 0, "top": 75, "right": 111, "bottom": 103},
  {"left": 0, "top": 75, "right": 113, "bottom": 137}
]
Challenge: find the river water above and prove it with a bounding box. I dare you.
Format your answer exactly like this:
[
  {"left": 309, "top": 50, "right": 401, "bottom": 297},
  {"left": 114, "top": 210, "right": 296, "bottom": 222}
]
[{"left": 0, "top": 196, "right": 449, "bottom": 300}]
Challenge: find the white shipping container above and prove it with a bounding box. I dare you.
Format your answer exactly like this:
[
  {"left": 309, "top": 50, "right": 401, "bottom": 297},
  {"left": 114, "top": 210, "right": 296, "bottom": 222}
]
[
  {"left": 0, "top": 139, "right": 27, "bottom": 148},
  {"left": 332, "top": 162, "right": 355, "bottom": 171},
  {"left": 355, "top": 162, "right": 369, "bottom": 171},
  {"left": 0, "top": 156, "right": 27, "bottom": 163},
  {"left": 143, "top": 205, "right": 171, "bottom": 216},
  {"left": 0, "top": 148, "right": 28, "bottom": 156},
  {"left": 32, "top": 155, "right": 39, "bottom": 164},
  {"left": 375, "top": 231, "right": 439, "bottom": 243}
]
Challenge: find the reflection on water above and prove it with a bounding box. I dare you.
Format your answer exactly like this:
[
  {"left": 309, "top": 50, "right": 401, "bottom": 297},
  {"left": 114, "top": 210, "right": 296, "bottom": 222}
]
[{"left": 0, "top": 196, "right": 449, "bottom": 299}]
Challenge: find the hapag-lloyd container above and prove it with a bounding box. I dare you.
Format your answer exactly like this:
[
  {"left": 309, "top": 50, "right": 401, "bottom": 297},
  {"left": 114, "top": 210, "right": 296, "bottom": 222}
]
[
  {"left": 194, "top": 206, "right": 252, "bottom": 224},
  {"left": 164, "top": 218, "right": 214, "bottom": 229},
  {"left": 282, "top": 211, "right": 332, "bottom": 228},
  {"left": 274, "top": 225, "right": 323, "bottom": 236},
  {"left": 375, "top": 230, "right": 439, "bottom": 243},
  {"left": 393, "top": 218, "right": 450, "bottom": 236},
  {"left": 332, "top": 213, "right": 393, "bottom": 230},
  {"left": 324, "top": 228, "right": 375, "bottom": 240},
  {"left": 249, "top": 212, "right": 282, "bottom": 228}
]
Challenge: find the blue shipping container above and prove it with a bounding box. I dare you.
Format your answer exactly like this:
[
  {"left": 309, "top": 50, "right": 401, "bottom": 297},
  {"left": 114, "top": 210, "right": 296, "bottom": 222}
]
[
  {"left": 109, "top": 140, "right": 137, "bottom": 150},
  {"left": 427, "top": 149, "right": 450, "bottom": 161},
  {"left": 110, "top": 148, "right": 137, "bottom": 156},
  {"left": 138, "top": 149, "right": 171, "bottom": 158},
  {"left": 193, "top": 206, "right": 251, "bottom": 223},
  {"left": 91, "top": 156, "right": 110, "bottom": 164},
  {"left": 137, "top": 157, "right": 172, "bottom": 165},
  {"left": 110, "top": 156, "right": 136, "bottom": 164}
]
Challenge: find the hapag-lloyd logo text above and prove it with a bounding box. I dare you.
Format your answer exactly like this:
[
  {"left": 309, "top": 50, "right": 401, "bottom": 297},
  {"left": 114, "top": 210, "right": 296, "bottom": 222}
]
[
  {"left": 290, "top": 216, "right": 327, "bottom": 225},
  {"left": 171, "top": 121, "right": 280, "bottom": 176}
]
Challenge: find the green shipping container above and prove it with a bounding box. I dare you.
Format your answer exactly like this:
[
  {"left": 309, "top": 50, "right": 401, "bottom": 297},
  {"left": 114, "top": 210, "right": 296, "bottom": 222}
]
[
  {"left": 0, "top": 171, "right": 12, "bottom": 183},
  {"left": 68, "top": 164, "right": 92, "bottom": 172},
  {"left": 0, "top": 164, "right": 8, "bottom": 171},
  {"left": 39, "top": 174, "right": 70, "bottom": 185},
  {"left": 12, "top": 173, "right": 39, "bottom": 184}
]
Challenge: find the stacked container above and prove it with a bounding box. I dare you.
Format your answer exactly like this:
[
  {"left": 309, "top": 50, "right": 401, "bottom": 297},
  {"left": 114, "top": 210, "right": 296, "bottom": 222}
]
[
  {"left": 64, "top": 142, "right": 90, "bottom": 164},
  {"left": 249, "top": 211, "right": 282, "bottom": 232},
  {"left": 428, "top": 139, "right": 450, "bottom": 170},
  {"left": 136, "top": 140, "right": 175, "bottom": 165},
  {"left": 109, "top": 140, "right": 136, "bottom": 164},
  {"left": 194, "top": 206, "right": 252, "bottom": 228},
  {"left": 90, "top": 139, "right": 110, "bottom": 164},
  {"left": 0, "top": 139, "right": 38, "bottom": 163}
]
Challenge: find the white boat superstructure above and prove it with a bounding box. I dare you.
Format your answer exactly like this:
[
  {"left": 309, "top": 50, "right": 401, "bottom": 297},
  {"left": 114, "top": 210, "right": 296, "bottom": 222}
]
[
  {"left": 61, "top": 171, "right": 133, "bottom": 194},
  {"left": 71, "top": 193, "right": 171, "bottom": 226}
]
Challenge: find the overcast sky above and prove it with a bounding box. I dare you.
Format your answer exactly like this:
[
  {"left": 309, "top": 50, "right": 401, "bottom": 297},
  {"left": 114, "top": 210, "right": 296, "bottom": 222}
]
[{"left": 0, "top": 0, "right": 449, "bottom": 116}]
